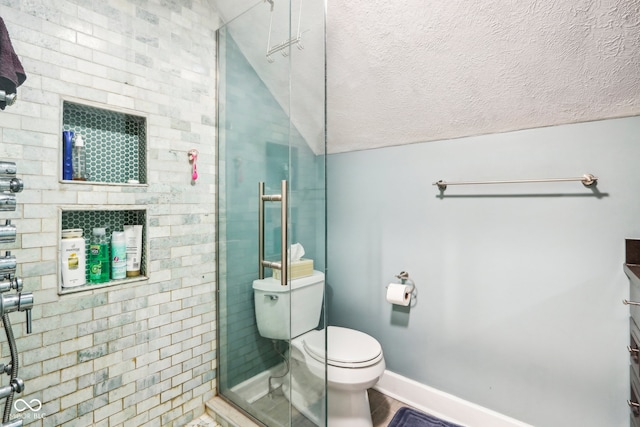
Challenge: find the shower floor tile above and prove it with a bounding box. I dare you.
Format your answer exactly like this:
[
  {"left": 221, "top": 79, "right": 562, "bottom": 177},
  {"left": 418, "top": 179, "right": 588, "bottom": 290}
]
[{"left": 251, "top": 392, "right": 316, "bottom": 427}]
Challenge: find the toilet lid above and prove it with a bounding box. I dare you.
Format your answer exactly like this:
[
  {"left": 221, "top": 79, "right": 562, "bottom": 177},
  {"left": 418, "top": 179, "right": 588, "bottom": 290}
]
[{"left": 303, "top": 326, "right": 383, "bottom": 368}]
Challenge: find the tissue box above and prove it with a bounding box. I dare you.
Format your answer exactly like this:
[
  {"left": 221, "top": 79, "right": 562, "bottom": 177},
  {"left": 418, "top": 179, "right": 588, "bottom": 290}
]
[{"left": 273, "top": 258, "right": 314, "bottom": 280}]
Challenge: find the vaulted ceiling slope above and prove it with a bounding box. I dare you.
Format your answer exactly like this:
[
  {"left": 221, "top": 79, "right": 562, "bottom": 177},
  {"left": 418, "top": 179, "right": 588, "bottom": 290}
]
[{"left": 215, "top": 1, "right": 640, "bottom": 154}]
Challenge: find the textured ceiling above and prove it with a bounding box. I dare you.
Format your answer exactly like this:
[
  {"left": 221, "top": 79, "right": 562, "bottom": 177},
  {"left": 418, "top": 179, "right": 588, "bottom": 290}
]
[{"left": 215, "top": 0, "right": 640, "bottom": 154}]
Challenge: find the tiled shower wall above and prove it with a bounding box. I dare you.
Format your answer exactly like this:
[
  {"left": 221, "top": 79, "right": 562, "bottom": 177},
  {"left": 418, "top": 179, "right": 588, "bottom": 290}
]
[{"left": 0, "top": 2, "right": 217, "bottom": 426}]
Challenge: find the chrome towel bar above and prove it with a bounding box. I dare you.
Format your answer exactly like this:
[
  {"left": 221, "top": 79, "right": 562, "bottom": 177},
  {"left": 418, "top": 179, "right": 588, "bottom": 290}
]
[{"left": 433, "top": 174, "right": 598, "bottom": 191}]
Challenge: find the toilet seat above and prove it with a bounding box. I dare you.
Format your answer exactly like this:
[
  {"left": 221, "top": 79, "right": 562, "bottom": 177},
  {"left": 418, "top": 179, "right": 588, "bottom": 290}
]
[{"left": 303, "top": 326, "right": 383, "bottom": 368}]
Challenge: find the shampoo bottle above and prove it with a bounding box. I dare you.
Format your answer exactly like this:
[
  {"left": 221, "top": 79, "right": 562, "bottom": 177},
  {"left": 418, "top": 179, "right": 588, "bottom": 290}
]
[
  {"left": 89, "top": 227, "right": 110, "bottom": 284},
  {"left": 124, "top": 225, "right": 142, "bottom": 277},
  {"left": 62, "top": 131, "right": 74, "bottom": 180},
  {"left": 60, "top": 228, "right": 86, "bottom": 288}
]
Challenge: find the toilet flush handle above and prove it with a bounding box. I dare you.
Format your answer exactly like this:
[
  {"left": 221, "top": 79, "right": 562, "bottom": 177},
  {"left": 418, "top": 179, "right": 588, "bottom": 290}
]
[{"left": 265, "top": 294, "right": 279, "bottom": 301}]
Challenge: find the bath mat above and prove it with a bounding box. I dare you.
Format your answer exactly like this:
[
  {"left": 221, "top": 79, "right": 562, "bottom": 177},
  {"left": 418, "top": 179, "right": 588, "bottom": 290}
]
[{"left": 387, "top": 407, "right": 464, "bottom": 427}]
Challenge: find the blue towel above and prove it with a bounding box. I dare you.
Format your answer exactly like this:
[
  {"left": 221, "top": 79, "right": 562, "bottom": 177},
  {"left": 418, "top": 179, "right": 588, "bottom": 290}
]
[
  {"left": 0, "top": 17, "right": 26, "bottom": 109},
  {"left": 388, "top": 407, "right": 465, "bottom": 427}
]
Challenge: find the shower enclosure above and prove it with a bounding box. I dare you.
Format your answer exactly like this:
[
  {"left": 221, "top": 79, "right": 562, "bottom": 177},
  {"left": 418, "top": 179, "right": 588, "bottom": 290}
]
[{"left": 216, "top": 0, "right": 327, "bottom": 426}]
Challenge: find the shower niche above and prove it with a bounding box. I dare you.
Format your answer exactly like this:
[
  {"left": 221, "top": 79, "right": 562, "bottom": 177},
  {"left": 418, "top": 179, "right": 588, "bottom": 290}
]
[
  {"left": 61, "top": 100, "right": 147, "bottom": 185},
  {"left": 58, "top": 208, "right": 147, "bottom": 295}
]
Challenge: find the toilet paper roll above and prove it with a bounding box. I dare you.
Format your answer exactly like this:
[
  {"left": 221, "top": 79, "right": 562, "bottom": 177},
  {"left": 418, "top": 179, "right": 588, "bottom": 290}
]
[{"left": 386, "top": 283, "right": 411, "bottom": 306}]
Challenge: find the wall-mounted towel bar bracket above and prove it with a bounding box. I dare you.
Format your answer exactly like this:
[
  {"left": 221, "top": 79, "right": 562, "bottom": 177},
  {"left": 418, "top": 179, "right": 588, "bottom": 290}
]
[{"left": 433, "top": 174, "right": 598, "bottom": 192}]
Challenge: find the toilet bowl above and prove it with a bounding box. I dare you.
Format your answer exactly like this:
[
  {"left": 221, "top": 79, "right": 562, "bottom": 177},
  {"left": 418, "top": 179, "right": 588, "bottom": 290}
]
[{"left": 290, "top": 326, "right": 385, "bottom": 427}]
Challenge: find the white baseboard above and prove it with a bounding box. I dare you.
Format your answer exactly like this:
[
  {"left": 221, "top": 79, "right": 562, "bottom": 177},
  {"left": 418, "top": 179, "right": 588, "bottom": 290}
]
[
  {"left": 230, "top": 367, "right": 533, "bottom": 427},
  {"left": 374, "top": 370, "right": 534, "bottom": 427}
]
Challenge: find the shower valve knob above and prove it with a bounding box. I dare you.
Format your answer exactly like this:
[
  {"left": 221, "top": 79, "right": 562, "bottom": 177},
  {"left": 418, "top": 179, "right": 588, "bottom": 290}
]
[
  {"left": 12, "top": 277, "right": 21, "bottom": 292},
  {"left": 0, "top": 378, "right": 23, "bottom": 402},
  {"left": 10, "top": 378, "right": 23, "bottom": 393},
  {"left": 17, "top": 292, "right": 33, "bottom": 334},
  {"left": 0, "top": 177, "right": 22, "bottom": 193},
  {"left": 9, "top": 178, "right": 22, "bottom": 193},
  {"left": 0, "top": 277, "right": 21, "bottom": 293}
]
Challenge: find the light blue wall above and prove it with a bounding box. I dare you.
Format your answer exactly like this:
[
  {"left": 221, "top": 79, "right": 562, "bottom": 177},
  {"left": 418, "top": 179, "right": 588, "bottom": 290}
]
[{"left": 327, "top": 116, "right": 640, "bottom": 427}]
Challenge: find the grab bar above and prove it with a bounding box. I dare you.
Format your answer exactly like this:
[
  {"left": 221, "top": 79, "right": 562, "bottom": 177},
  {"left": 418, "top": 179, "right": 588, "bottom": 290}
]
[{"left": 258, "top": 181, "right": 288, "bottom": 286}]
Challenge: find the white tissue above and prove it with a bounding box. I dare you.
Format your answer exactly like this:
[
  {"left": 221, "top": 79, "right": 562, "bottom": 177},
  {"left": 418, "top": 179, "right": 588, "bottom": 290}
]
[
  {"left": 289, "top": 243, "right": 305, "bottom": 262},
  {"left": 386, "top": 283, "right": 411, "bottom": 306}
]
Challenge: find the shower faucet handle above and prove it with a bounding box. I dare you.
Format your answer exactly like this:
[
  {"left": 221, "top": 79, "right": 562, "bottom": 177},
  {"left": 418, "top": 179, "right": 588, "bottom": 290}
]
[
  {"left": 0, "top": 277, "right": 22, "bottom": 293},
  {"left": 9, "top": 378, "right": 23, "bottom": 393},
  {"left": 0, "top": 378, "right": 23, "bottom": 402},
  {"left": 9, "top": 178, "right": 21, "bottom": 193},
  {"left": 0, "top": 292, "right": 33, "bottom": 333},
  {"left": 0, "top": 177, "right": 23, "bottom": 194},
  {"left": 12, "top": 277, "right": 21, "bottom": 292},
  {"left": 18, "top": 293, "right": 33, "bottom": 334}
]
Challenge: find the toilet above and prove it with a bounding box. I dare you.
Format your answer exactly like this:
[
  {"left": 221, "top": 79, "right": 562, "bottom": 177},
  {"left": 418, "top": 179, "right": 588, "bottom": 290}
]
[{"left": 253, "top": 271, "right": 385, "bottom": 427}]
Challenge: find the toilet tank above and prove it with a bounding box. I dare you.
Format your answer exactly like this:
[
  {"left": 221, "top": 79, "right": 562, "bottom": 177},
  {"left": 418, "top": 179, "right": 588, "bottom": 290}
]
[{"left": 253, "top": 271, "right": 324, "bottom": 340}]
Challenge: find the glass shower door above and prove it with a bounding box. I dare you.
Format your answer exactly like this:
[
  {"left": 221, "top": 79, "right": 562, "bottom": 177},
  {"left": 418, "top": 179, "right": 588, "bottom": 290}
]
[{"left": 216, "top": 0, "right": 326, "bottom": 425}]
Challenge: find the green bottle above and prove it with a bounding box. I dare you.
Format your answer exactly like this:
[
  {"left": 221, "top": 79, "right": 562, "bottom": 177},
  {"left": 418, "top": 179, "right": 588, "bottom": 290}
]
[{"left": 89, "top": 227, "right": 110, "bottom": 283}]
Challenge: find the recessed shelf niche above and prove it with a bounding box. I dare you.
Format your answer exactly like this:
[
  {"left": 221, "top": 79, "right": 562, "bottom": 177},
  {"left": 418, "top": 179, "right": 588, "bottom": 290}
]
[
  {"left": 59, "top": 208, "right": 147, "bottom": 295},
  {"left": 61, "top": 100, "right": 147, "bottom": 185}
]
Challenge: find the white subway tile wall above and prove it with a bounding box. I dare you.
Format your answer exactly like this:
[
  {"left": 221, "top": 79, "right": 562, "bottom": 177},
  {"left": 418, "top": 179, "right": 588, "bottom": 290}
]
[{"left": 0, "top": 1, "right": 217, "bottom": 426}]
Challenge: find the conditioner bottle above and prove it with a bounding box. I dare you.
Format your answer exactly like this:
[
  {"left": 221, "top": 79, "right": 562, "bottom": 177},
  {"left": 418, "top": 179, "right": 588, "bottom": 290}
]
[{"left": 111, "top": 231, "right": 127, "bottom": 280}]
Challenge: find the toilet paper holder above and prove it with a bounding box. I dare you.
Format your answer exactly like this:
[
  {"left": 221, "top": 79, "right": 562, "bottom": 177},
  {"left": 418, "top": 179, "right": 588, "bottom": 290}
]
[
  {"left": 396, "top": 271, "right": 416, "bottom": 292},
  {"left": 385, "top": 271, "right": 417, "bottom": 307},
  {"left": 393, "top": 271, "right": 416, "bottom": 294}
]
